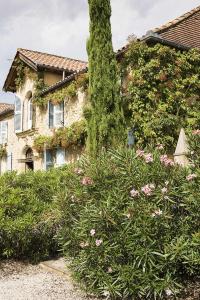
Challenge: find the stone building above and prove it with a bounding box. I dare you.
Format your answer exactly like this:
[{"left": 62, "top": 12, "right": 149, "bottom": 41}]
[
  {"left": 1, "top": 48, "right": 87, "bottom": 173},
  {"left": 1, "top": 4, "right": 200, "bottom": 174}
]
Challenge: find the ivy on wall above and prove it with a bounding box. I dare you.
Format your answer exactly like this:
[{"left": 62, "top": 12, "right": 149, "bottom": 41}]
[
  {"left": 0, "top": 146, "right": 7, "bottom": 159},
  {"left": 122, "top": 41, "right": 200, "bottom": 152},
  {"left": 33, "top": 120, "right": 87, "bottom": 153}
]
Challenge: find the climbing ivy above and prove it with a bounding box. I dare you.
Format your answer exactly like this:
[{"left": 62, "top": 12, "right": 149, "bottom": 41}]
[
  {"left": 122, "top": 41, "right": 200, "bottom": 152},
  {"left": 87, "top": 0, "right": 125, "bottom": 155},
  {"left": 0, "top": 146, "right": 7, "bottom": 159},
  {"left": 33, "top": 120, "right": 87, "bottom": 152}
]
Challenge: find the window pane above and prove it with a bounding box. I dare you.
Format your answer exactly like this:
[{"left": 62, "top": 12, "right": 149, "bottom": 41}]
[
  {"left": 15, "top": 97, "right": 21, "bottom": 112},
  {"left": 56, "top": 148, "right": 65, "bottom": 166},
  {"left": 15, "top": 114, "right": 21, "bottom": 131},
  {"left": 1, "top": 122, "right": 8, "bottom": 144}
]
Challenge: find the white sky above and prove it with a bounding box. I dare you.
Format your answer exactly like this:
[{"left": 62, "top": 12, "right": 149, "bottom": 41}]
[{"left": 0, "top": 0, "right": 200, "bottom": 103}]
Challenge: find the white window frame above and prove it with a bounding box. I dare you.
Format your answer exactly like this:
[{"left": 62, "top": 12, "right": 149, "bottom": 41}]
[
  {"left": 27, "top": 100, "right": 33, "bottom": 130},
  {"left": 48, "top": 101, "right": 64, "bottom": 129},
  {"left": 14, "top": 97, "right": 22, "bottom": 133},
  {"left": 0, "top": 121, "right": 8, "bottom": 145},
  {"left": 56, "top": 148, "right": 65, "bottom": 167}
]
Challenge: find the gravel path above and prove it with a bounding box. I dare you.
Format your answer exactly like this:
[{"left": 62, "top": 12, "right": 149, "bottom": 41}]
[{"left": 0, "top": 261, "right": 96, "bottom": 300}]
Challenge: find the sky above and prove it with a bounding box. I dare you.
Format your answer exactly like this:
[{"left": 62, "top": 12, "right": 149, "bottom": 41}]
[{"left": 1, "top": 0, "right": 200, "bottom": 104}]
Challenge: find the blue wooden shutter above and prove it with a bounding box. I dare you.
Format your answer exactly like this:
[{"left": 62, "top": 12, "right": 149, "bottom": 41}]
[
  {"left": 48, "top": 101, "right": 54, "bottom": 128},
  {"left": 44, "top": 149, "right": 54, "bottom": 170}
]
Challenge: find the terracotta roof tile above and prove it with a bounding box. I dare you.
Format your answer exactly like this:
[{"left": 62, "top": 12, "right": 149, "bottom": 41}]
[
  {"left": 153, "top": 5, "right": 200, "bottom": 49},
  {"left": 0, "top": 103, "right": 14, "bottom": 116},
  {"left": 18, "top": 48, "right": 88, "bottom": 72}
]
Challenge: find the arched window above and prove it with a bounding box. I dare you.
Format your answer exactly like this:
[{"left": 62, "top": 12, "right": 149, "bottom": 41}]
[
  {"left": 28, "top": 100, "right": 33, "bottom": 129},
  {"left": 14, "top": 96, "right": 22, "bottom": 132}
]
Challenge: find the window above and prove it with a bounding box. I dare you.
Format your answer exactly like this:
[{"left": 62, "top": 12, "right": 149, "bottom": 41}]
[
  {"left": 56, "top": 148, "right": 65, "bottom": 166},
  {"left": 7, "top": 152, "right": 12, "bottom": 171},
  {"left": 44, "top": 149, "right": 54, "bottom": 170},
  {"left": 0, "top": 121, "right": 8, "bottom": 144},
  {"left": 49, "top": 101, "right": 64, "bottom": 128},
  {"left": 15, "top": 96, "right": 22, "bottom": 132},
  {"left": 27, "top": 100, "right": 33, "bottom": 129}
]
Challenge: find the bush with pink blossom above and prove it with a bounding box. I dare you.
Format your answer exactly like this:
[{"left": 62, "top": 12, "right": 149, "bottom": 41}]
[{"left": 57, "top": 148, "right": 200, "bottom": 299}]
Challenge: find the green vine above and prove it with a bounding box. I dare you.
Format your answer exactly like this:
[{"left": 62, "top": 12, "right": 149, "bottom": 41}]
[
  {"left": 121, "top": 41, "right": 200, "bottom": 152},
  {"left": 0, "top": 146, "right": 7, "bottom": 159},
  {"left": 14, "top": 59, "right": 26, "bottom": 90},
  {"left": 33, "top": 120, "right": 87, "bottom": 152}
]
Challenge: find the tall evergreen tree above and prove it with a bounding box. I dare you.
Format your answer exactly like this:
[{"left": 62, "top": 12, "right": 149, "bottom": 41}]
[{"left": 87, "top": 0, "right": 125, "bottom": 155}]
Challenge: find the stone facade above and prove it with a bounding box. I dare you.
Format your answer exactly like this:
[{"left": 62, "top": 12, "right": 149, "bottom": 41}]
[{"left": 0, "top": 71, "right": 86, "bottom": 174}]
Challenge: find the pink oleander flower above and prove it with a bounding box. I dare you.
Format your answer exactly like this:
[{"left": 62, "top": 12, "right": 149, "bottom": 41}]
[
  {"left": 141, "top": 184, "right": 155, "bottom": 196},
  {"left": 80, "top": 241, "right": 89, "bottom": 249},
  {"left": 96, "top": 239, "right": 103, "bottom": 247},
  {"left": 156, "top": 144, "right": 164, "bottom": 150},
  {"left": 165, "top": 289, "right": 173, "bottom": 296},
  {"left": 130, "top": 188, "right": 140, "bottom": 198},
  {"left": 107, "top": 267, "right": 113, "bottom": 273},
  {"left": 126, "top": 213, "right": 131, "bottom": 219},
  {"left": 144, "top": 153, "right": 154, "bottom": 163},
  {"left": 90, "top": 229, "right": 96, "bottom": 236},
  {"left": 152, "top": 209, "right": 163, "bottom": 217},
  {"left": 160, "top": 155, "right": 175, "bottom": 167},
  {"left": 161, "top": 187, "right": 168, "bottom": 194},
  {"left": 136, "top": 149, "right": 145, "bottom": 157},
  {"left": 192, "top": 129, "right": 200, "bottom": 135},
  {"left": 74, "top": 168, "right": 84, "bottom": 175},
  {"left": 81, "top": 176, "right": 94, "bottom": 186},
  {"left": 186, "top": 174, "right": 197, "bottom": 181}
]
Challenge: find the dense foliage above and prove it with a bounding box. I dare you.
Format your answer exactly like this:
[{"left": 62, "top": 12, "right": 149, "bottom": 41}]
[
  {"left": 0, "top": 169, "right": 66, "bottom": 262},
  {"left": 122, "top": 42, "right": 200, "bottom": 152},
  {"left": 57, "top": 147, "right": 200, "bottom": 299},
  {"left": 87, "top": 0, "right": 125, "bottom": 155},
  {"left": 33, "top": 120, "right": 87, "bottom": 152}
]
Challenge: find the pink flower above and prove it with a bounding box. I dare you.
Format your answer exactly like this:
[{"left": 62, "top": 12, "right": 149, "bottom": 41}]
[
  {"left": 81, "top": 176, "right": 94, "bottom": 186},
  {"left": 186, "top": 174, "right": 197, "bottom": 181},
  {"left": 141, "top": 184, "right": 155, "bottom": 196},
  {"left": 96, "top": 239, "right": 103, "bottom": 247},
  {"left": 90, "top": 229, "right": 96, "bottom": 236},
  {"left": 80, "top": 241, "right": 89, "bottom": 248},
  {"left": 156, "top": 144, "right": 164, "bottom": 150},
  {"left": 160, "top": 155, "right": 175, "bottom": 167},
  {"left": 165, "top": 289, "right": 173, "bottom": 296},
  {"left": 136, "top": 149, "right": 145, "bottom": 157},
  {"left": 152, "top": 209, "right": 163, "bottom": 217},
  {"left": 107, "top": 267, "right": 113, "bottom": 273},
  {"left": 130, "top": 188, "right": 140, "bottom": 198},
  {"left": 192, "top": 129, "right": 200, "bottom": 135},
  {"left": 161, "top": 187, "right": 168, "bottom": 194},
  {"left": 126, "top": 213, "right": 131, "bottom": 219},
  {"left": 144, "top": 153, "right": 154, "bottom": 163},
  {"left": 75, "top": 168, "right": 84, "bottom": 175}
]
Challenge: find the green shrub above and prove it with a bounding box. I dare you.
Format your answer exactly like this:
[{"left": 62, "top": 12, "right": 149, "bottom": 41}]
[
  {"left": 57, "top": 148, "right": 200, "bottom": 299},
  {"left": 0, "top": 168, "right": 69, "bottom": 262}
]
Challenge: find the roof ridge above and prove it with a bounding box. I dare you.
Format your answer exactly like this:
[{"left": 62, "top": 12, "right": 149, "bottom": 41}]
[
  {"left": 153, "top": 5, "right": 200, "bottom": 33},
  {"left": 17, "top": 48, "right": 87, "bottom": 64},
  {"left": 0, "top": 103, "right": 14, "bottom": 106}
]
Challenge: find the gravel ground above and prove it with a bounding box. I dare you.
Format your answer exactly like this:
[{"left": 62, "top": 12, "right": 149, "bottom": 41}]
[{"left": 0, "top": 261, "right": 97, "bottom": 300}]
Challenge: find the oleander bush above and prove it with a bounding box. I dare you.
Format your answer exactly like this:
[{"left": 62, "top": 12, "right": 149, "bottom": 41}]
[
  {"left": 0, "top": 168, "right": 70, "bottom": 262},
  {"left": 57, "top": 147, "right": 200, "bottom": 299}
]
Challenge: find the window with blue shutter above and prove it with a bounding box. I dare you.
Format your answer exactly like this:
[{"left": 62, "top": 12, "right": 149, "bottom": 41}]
[
  {"left": 48, "top": 101, "right": 64, "bottom": 128},
  {"left": 56, "top": 148, "right": 65, "bottom": 166},
  {"left": 15, "top": 97, "right": 22, "bottom": 132},
  {"left": 0, "top": 122, "right": 8, "bottom": 145},
  {"left": 44, "top": 149, "right": 54, "bottom": 170}
]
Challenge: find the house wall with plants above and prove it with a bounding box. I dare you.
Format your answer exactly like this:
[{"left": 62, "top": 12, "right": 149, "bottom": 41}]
[{"left": 1, "top": 67, "right": 88, "bottom": 174}]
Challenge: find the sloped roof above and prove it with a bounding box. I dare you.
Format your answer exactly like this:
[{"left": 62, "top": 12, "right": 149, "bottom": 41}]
[
  {"left": 18, "top": 48, "right": 88, "bottom": 72},
  {"left": 153, "top": 5, "right": 200, "bottom": 49},
  {"left": 3, "top": 48, "right": 88, "bottom": 92},
  {"left": 0, "top": 103, "right": 14, "bottom": 116}
]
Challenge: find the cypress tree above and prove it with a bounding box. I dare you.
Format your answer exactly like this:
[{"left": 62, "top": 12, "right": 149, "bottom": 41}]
[{"left": 87, "top": 0, "right": 125, "bottom": 155}]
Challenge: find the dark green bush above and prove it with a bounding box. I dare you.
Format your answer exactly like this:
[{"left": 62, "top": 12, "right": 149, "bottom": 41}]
[
  {"left": 57, "top": 148, "right": 200, "bottom": 299},
  {"left": 0, "top": 168, "right": 70, "bottom": 262}
]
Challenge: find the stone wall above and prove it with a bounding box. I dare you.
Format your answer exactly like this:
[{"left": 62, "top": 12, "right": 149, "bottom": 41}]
[{"left": 0, "top": 72, "right": 87, "bottom": 174}]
